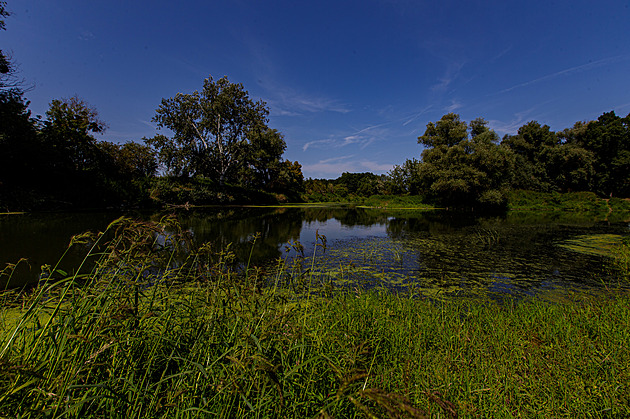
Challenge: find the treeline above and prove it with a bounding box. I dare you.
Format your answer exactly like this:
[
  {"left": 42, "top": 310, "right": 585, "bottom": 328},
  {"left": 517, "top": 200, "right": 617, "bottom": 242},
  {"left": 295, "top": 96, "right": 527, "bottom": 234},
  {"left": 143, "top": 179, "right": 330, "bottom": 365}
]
[
  {"left": 304, "top": 112, "right": 630, "bottom": 208},
  {"left": 0, "top": 93, "right": 160, "bottom": 208},
  {"left": 0, "top": 86, "right": 305, "bottom": 210}
]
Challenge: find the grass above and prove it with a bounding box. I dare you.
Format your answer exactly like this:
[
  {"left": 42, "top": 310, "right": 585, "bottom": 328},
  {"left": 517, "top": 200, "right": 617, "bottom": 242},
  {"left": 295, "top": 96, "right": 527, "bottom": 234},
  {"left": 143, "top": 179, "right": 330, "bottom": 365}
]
[
  {"left": 1, "top": 217, "right": 629, "bottom": 417},
  {"left": 360, "top": 195, "right": 436, "bottom": 209},
  {"left": 508, "top": 190, "right": 611, "bottom": 212}
]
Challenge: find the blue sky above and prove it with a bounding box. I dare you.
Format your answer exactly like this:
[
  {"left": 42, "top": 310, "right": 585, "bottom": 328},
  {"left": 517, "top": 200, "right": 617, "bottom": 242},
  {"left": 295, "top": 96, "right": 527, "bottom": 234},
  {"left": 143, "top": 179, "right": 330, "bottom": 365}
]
[{"left": 3, "top": 0, "right": 630, "bottom": 178}]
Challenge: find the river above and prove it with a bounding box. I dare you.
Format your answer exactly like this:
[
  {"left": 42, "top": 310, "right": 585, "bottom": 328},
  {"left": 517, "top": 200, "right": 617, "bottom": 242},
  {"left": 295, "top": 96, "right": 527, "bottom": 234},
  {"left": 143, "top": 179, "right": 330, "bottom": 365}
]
[{"left": 1, "top": 206, "right": 628, "bottom": 299}]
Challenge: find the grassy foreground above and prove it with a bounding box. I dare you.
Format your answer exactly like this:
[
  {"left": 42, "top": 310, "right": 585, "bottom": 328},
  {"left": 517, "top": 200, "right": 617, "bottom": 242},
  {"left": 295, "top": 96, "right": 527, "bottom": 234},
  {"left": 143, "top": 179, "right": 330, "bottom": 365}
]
[{"left": 1, "top": 218, "right": 629, "bottom": 418}]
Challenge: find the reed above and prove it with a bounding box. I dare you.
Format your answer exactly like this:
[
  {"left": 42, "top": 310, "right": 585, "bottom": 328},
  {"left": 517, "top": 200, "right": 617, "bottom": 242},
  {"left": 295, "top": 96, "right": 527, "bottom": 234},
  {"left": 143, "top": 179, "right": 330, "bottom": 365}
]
[{"left": 1, "top": 217, "right": 629, "bottom": 418}]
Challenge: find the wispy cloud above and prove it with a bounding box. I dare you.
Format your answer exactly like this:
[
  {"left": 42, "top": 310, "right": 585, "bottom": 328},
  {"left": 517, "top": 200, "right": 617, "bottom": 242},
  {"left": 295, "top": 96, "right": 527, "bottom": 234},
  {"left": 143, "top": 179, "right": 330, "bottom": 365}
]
[
  {"left": 272, "top": 108, "right": 302, "bottom": 117},
  {"left": 266, "top": 87, "right": 350, "bottom": 116},
  {"left": 78, "top": 30, "right": 95, "bottom": 41},
  {"left": 301, "top": 105, "right": 435, "bottom": 155},
  {"left": 613, "top": 102, "right": 630, "bottom": 113},
  {"left": 402, "top": 105, "right": 432, "bottom": 126},
  {"left": 431, "top": 61, "right": 465, "bottom": 92},
  {"left": 360, "top": 161, "right": 394, "bottom": 172},
  {"left": 445, "top": 99, "right": 463, "bottom": 112},
  {"left": 138, "top": 119, "right": 155, "bottom": 129},
  {"left": 489, "top": 45, "right": 513, "bottom": 63},
  {"left": 302, "top": 138, "right": 335, "bottom": 151},
  {"left": 496, "top": 55, "right": 629, "bottom": 94},
  {"left": 488, "top": 102, "right": 555, "bottom": 135},
  {"left": 241, "top": 34, "right": 351, "bottom": 117},
  {"left": 354, "top": 121, "right": 392, "bottom": 134},
  {"left": 302, "top": 133, "right": 374, "bottom": 152},
  {"left": 301, "top": 116, "right": 405, "bottom": 153},
  {"left": 319, "top": 154, "right": 355, "bottom": 164}
]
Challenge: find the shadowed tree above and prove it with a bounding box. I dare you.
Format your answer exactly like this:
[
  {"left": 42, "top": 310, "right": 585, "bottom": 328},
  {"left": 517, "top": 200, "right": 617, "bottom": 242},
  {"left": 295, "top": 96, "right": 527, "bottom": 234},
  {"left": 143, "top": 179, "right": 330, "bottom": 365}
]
[
  {"left": 502, "top": 121, "right": 559, "bottom": 192},
  {"left": 0, "top": 90, "right": 41, "bottom": 199},
  {"left": 578, "top": 111, "right": 630, "bottom": 197},
  {"left": 0, "top": 2, "right": 25, "bottom": 95},
  {"left": 41, "top": 96, "right": 107, "bottom": 172}
]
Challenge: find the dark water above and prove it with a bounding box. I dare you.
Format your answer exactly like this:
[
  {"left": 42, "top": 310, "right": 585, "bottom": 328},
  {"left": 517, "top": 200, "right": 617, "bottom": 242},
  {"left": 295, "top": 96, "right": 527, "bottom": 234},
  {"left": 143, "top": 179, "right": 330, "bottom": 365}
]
[{"left": 1, "top": 206, "right": 629, "bottom": 298}]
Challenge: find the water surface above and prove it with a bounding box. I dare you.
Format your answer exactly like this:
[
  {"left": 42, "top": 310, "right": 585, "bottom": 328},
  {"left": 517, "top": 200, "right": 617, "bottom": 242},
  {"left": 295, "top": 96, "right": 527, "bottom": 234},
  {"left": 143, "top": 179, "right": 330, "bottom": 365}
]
[{"left": 1, "top": 207, "right": 628, "bottom": 298}]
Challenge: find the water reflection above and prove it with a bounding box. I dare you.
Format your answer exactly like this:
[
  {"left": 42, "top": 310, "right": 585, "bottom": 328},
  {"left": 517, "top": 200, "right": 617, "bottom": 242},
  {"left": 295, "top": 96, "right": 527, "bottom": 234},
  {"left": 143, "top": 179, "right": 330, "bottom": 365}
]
[{"left": 1, "top": 207, "right": 628, "bottom": 298}]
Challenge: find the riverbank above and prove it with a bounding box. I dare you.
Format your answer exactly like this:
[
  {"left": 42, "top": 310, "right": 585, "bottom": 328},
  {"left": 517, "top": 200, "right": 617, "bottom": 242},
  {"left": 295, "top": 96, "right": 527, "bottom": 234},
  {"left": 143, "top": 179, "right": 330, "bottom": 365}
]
[
  {"left": 1, "top": 218, "right": 629, "bottom": 417},
  {"left": 301, "top": 190, "right": 630, "bottom": 213},
  {"left": 507, "top": 190, "right": 630, "bottom": 212},
  {"left": 5, "top": 178, "right": 630, "bottom": 214}
]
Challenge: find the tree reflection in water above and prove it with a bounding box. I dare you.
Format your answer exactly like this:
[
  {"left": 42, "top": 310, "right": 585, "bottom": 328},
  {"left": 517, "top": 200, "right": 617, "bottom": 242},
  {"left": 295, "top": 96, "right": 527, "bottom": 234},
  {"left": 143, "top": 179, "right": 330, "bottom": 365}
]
[{"left": 1, "top": 207, "right": 628, "bottom": 298}]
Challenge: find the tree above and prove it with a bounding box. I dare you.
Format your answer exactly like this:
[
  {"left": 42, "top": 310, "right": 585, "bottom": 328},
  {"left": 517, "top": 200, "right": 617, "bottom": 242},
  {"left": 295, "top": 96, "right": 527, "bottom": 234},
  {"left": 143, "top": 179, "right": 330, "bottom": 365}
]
[
  {"left": 335, "top": 172, "right": 380, "bottom": 196},
  {"left": 502, "top": 121, "right": 559, "bottom": 192},
  {"left": 41, "top": 96, "right": 107, "bottom": 172},
  {"left": 241, "top": 127, "right": 286, "bottom": 188},
  {"left": 418, "top": 112, "right": 468, "bottom": 148},
  {"left": 0, "top": 2, "right": 24, "bottom": 94},
  {"left": 97, "top": 141, "right": 157, "bottom": 179},
  {"left": 541, "top": 143, "right": 594, "bottom": 192},
  {"left": 273, "top": 160, "right": 304, "bottom": 195},
  {"left": 579, "top": 111, "right": 630, "bottom": 196},
  {"left": 417, "top": 114, "right": 514, "bottom": 207},
  {"left": 94, "top": 141, "right": 157, "bottom": 205},
  {"left": 0, "top": 2, "right": 10, "bottom": 77},
  {"left": 384, "top": 158, "right": 422, "bottom": 195},
  {"left": 0, "top": 90, "right": 41, "bottom": 192},
  {"left": 146, "top": 75, "right": 271, "bottom": 185}
]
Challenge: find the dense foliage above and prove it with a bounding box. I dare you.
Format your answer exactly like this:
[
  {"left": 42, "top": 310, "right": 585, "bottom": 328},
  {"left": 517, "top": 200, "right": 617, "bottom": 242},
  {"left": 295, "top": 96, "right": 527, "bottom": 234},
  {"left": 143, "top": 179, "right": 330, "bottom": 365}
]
[
  {"left": 144, "top": 76, "right": 304, "bottom": 196},
  {"left": 380, "top": 111, "right": 630, "bottom": 208},
  {"left": 0, "top": 77, "right": 303, "bottom": 209},
  {"left": 0, "top": 94, "right": 158, "bottom": 209}
]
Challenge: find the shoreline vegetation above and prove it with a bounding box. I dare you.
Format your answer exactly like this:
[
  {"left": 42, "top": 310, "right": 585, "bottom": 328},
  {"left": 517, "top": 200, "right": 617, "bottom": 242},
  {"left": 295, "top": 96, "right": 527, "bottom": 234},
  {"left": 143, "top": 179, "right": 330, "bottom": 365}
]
[
  {"left": 138, "top": 186, "right": 630, "bottom": 213},
  {"left": 1, "top": 217, "right": 630, "bottom": 417},
  {"left": 2, "top": 74, "right": 630, "bottom": 215}
]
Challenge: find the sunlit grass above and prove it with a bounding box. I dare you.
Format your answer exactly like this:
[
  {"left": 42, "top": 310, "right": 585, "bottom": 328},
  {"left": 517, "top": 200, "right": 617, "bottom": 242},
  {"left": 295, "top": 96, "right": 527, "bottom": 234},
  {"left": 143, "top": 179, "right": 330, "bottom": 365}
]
[{"left": 1, "top": 217, "right": 629, "bottom": 417}]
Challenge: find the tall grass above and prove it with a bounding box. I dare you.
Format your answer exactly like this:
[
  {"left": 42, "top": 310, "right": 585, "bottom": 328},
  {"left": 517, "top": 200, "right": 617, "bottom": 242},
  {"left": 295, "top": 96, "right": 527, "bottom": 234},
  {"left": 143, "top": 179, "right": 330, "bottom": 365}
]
[{"left": 1, "top": 217, "right": 629, "bottom": 417}]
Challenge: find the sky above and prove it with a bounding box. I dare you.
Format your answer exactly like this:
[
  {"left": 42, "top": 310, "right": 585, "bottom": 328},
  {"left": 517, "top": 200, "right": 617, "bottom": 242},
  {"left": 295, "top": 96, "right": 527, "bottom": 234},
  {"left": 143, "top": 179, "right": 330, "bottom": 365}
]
[{"left": 3, "top": 0, "right": 630, "bottom": 179}]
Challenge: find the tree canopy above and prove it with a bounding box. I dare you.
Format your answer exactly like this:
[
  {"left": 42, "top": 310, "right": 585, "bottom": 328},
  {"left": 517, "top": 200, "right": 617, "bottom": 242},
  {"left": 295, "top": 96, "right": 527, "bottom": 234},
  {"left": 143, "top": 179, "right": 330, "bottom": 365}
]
[
  {"left": 41, "top": 96, "right": 107, "bottom": 172},
  {"left": 146, "top": 76, "right": 272, "bottom": 184},
  {"left": 416, "top": 114, "right": 514, "bottom": 207}
]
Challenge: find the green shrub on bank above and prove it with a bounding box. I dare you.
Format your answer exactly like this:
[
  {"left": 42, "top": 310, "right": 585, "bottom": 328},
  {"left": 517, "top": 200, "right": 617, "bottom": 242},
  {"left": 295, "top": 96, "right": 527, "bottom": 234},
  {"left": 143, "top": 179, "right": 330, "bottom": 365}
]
[
  {"left": 361, "top": 194, "right": 433, "bottom": 208},
  {"left": 609, "top": 197, "right": 630, "bottom": 212},
  {"left": 508, "top": 190, "right": 610, "bottom": 211},
  {"left": 1, "top": 218, "right": 629, "bottom": 417},
  {"left": 148, "top": 176, "right": 285, "bottom": 206}
]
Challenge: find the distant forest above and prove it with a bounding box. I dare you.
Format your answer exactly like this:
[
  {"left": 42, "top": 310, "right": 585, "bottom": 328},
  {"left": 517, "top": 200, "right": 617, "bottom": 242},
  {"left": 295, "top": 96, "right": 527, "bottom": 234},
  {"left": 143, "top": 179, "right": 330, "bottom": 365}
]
[{"left": 305, "top": 111, "right": 630, "bottom": 208}]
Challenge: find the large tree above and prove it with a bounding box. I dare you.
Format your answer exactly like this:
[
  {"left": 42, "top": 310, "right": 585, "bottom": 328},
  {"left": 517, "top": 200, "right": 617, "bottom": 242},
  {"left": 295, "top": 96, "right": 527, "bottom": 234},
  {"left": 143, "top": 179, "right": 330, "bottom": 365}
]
[
  {"left": 146, "top": 75, "right": 272, "bottom": 185},
  {"left": 417, "top": 114, "right": 514, "bottom": 207},
  {"left": 240, "top": 127, "right": 286, "bottom": 188}
]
